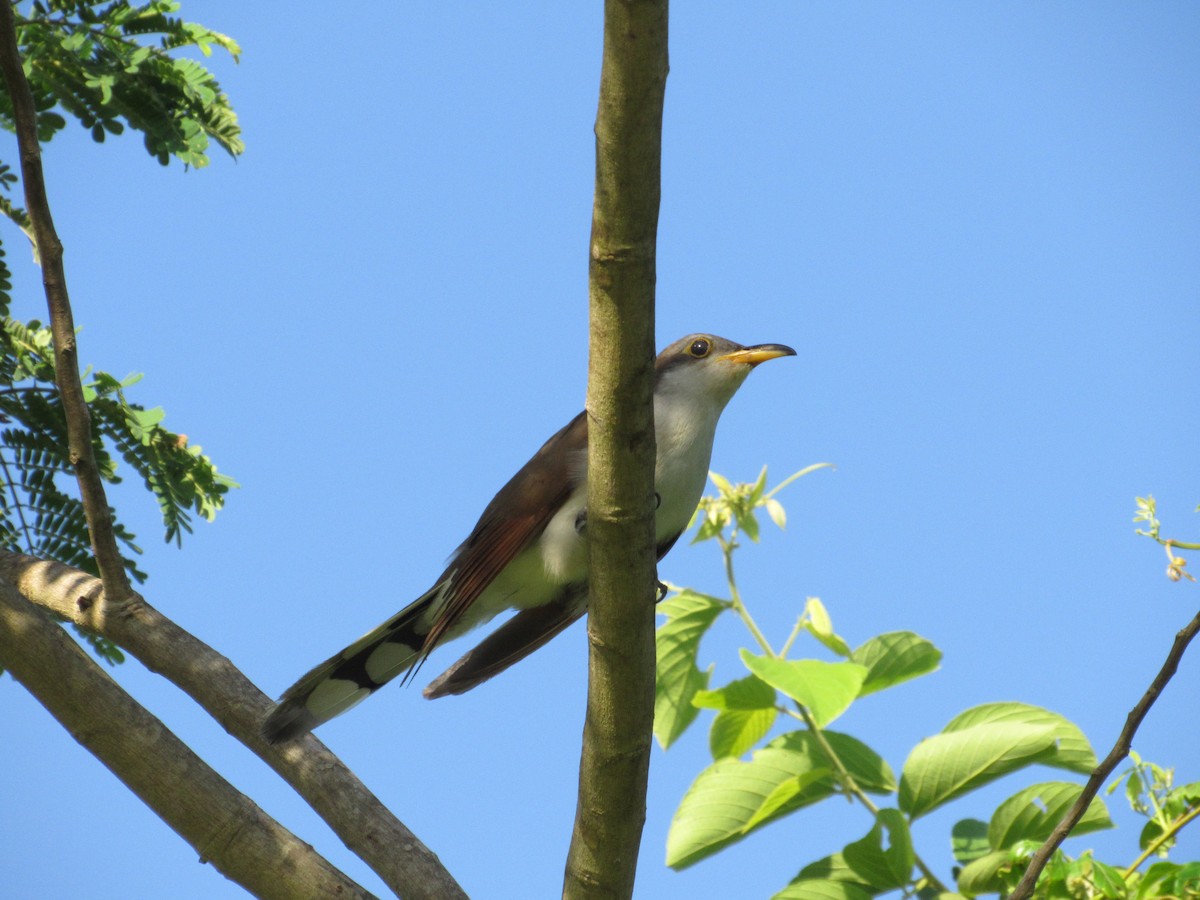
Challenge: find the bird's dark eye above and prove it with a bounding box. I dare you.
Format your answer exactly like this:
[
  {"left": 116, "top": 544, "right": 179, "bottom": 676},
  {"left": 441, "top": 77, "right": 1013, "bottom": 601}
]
[{"left": 689, "top": 339, "right": 710, "bottom": 358}]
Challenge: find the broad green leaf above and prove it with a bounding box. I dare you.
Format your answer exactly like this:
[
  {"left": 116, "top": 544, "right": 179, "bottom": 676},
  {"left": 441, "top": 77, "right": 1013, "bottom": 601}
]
[
  {"left": 1137, "top": 859, "right": 1200, "bottom": 900},
  {"left": 766, "top": 731, "right": 895, "bottom": 796},
  {"left": 693, "top": 674, "right": 777, "bottom": 710},
  {"left": 842, "top": 809, "right": 915, "bottom": 890},
  {"left": 667, "top": 730, "right": 895, "bottom": 869},
  {"left": 1137, "top": 861, "right": 1183, "bottom": 900},
  {"left": 1082, "top": 857, "right": 1128, "bottom": 896},
  {"left": 741, "top": 652, "right": 867, "bottom": 726},
  {"left": 988, "top": 781, "right": 1113, "bottom": 849},
  {"left": 956, "top": 850, "right": 1014, "bottom": 895},
  {"left": 851, "top": 631, "right": 941, "bottom": 696},
  {"left": 667, "top": 747, "right": 834, "bottom": 868},
  {"left": 950, "top": 818, "right": 990, "bottom": 865},
  {"left": 792, "top": 852, "right": 874, "bottom": 886},
  {"left": 943, "top": 702, "right": 1097, "bottom": 773},
  {"left": 744, "top": 768, "right": 833, "bottom": 831},
  {"left": 654, "top": 590, "right": 728, "bottom": 749},
  {"left": 802, "top": 597, "right": 852, "bottom": 657},
  {"left": 772, "top": 881, "right": 874, "bottom": 900},
  {"left": 710, "top": 707, "right": 777, "bottom": 760},
  {"left": 696, "top": 675, "right": 779, "bottom": 759},
  {"left": 899, "top": 722, "right": 1058, "bottom": 818}
]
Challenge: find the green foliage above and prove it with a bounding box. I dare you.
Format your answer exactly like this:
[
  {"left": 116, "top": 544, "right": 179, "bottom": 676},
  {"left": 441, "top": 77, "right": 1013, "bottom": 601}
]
[
  {"left": 1, "top": 0, "right": 242, "bottom": 169},
  {"left": 1133, "top": 495, "right": 1199, "bottom": 582},
  {"left": 656, "top": 469, "right": 1200, "bottom": 898},
  {"left": 0, "top": 317, "right": 236, "bottom": 577}
]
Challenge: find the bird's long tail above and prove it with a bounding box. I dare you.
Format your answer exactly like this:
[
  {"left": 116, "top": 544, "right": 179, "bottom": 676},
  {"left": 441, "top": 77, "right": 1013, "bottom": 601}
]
[{"left": 262, "top": 586, "right": 441, "bottom": 744}]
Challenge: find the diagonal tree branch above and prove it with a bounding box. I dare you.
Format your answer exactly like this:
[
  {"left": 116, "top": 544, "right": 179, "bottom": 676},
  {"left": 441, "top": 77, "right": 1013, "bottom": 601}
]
[
  {"left": 0, "top": 575, "right": 373, "bottom": 900},
  {"left": 0, "top": 0, "right": 131, "bottom": 598},
  {"left": 563, "top": 1, "right": 669, "bottom": 897},
  {"left": 0, "top": 550, "right": 467, "bottom": 899},
  {"left": 1008, "top": 605, "right": 1200, "bottom": 900}
]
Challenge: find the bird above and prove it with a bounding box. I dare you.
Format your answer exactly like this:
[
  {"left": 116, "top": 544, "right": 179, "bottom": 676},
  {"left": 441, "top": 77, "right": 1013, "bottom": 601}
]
[{"left": 263, "top": 334, "right": 795, "bottom": 743}]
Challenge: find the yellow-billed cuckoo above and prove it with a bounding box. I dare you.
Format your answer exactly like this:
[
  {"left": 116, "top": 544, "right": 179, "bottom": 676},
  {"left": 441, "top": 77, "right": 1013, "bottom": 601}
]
[{"left": 263, "top": 334, "right": 794, "bottom": 743}]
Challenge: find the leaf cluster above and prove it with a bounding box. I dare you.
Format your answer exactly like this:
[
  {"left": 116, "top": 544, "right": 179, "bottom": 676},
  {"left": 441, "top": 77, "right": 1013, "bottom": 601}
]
[
  {"left": 0, "top": 0, "right": 242, "bottom": 168},
  {"left": 657, "top": 469, "right": 1200, "bottom": 899},
  {"left": 0, "top": 314, "right": 236, "bottom": 663}
]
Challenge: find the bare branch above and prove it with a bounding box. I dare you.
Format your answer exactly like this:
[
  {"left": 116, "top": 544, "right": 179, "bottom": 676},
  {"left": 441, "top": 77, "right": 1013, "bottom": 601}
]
[
  {"left": 563, "top": 1, "right": 669, "bottom": 897},
  {"left": 0, "top": 0, "right": 131, "bottom": 597},
  {"left": 1008, "top": 606, "right": 1200, "bottom": 900},
  {"left": 0, "top": 575, "right": 373, "bottom": 899},
  {"left": 0, "top": 550, "right": 467, "bottom": 900}
]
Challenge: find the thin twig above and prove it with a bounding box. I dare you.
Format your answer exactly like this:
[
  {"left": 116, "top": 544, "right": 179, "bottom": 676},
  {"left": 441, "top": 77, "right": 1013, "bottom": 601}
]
[
  {"left": 1008, "top": 606, "right": 1200, "bottom": 900},
  {"left": 0, "top": 1, "right": 131, "bottom": 598}
]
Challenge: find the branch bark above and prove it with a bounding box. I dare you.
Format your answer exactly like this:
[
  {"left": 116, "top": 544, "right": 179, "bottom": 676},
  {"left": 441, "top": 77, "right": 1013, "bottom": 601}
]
[
  {"left": 563, "top": 1, "right": 668, "bottom": 897},
  {"left": 1007, "top": 606, "right": 1200, "bottom": 900},
  {"left": 0, "top": 575, "right": 372, "bottom": 899},
  {"left": 0, "top": 0, "right": 131, "bottom": 598},
  {"left": 0, "top": 553, "right": 467, "bottom": 899}
]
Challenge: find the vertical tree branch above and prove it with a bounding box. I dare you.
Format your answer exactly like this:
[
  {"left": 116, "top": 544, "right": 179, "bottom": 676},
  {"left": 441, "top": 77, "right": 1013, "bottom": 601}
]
[
  {"left": 0, "top": 1, "right": 132, "bottom": 598},
  {"left": 564, "top": 1, "right": 668, "bottom": 897},
  {"left": 1008, "top": 606, "right": 1200, "bottom": 900},
  {"left": 0, "top": 577, "right": 373, "bottom": 900}
]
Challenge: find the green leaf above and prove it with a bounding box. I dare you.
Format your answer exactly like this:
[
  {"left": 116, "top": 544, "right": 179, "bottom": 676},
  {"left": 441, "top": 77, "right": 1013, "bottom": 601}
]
[
  {"left": 709, "top": 471, "right": 734, "bottom": 496},
  {"left": 1083, "top": 857, "right": 1128, "bottom": 896},
  {"left": 802, "top": 597, "right": 852, "bottom": 657},
  {"left": 792, "top": 852, "right": 875, "bottom": 887},
  {"left": 899, "top": 721, "right": 1058, "bottom": 818},
  {"left": 693, "top": 673, "right": 777, "bottom": 710},
  {"left": 1137, "top": 861, "right": 1182, "bottom": 900},
  {"left": 1137, "top": 859, "right": 1200, "bottom": 900},
  {"left": 739, "top": 503, "right": 761, "bottom": 542},
  {"left": 988, "top": 781, "right": 1113, "bottom": 849},
  {"left": 851, "top": 631, "right": 941, "bottom": 696},
  {"left": 667, "top": 730, "right": 894, "bottom": 869},
  {"left": 943, "top": 702, "right": 1097, "bottom": 774},
  {"left": 694, "top": 674, "right": 779, "bottom": 759},
  {"left": 842, "top": 809, "right": 915, "bottom": 890},
  {"left": 740, "top": 652, "right": 867, "bottom": 726},
  {"left": 654, "top": 590, "right": 727, "bottom": 749},
  {"left": 710, "top": 707, "right": 778, "bottom": 760},
  {"left": 766, "top": 497, "right": 787, "bottom": 530},
  {"left": 950, "top": 818, "right": 991, "bottom": 865},
  {"left": 955, "top": 850, "right": 1014, "bottom": 895},
  {"left": 772, "top": 881, "right": 874, "bottom": 900},
  {"left": 743, "top": 768, "right": 833, "bottom": 832}
]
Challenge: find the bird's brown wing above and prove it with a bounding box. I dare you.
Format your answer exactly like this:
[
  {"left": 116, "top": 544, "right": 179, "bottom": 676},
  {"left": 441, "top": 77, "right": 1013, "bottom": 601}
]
[{"left": 420, "top": 410, "right": 588, "bottom": 654}]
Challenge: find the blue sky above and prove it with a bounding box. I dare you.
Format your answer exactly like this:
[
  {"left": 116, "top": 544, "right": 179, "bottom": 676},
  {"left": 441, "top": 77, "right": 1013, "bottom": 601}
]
[{"left": 2, "top": 4, "right": 1198, "bottom": 898}]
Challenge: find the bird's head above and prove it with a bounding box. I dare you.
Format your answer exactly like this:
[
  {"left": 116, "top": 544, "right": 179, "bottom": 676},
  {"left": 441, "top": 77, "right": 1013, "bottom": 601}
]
[{"left": 654, "top": 334, "right": 796, "bottom": 412}]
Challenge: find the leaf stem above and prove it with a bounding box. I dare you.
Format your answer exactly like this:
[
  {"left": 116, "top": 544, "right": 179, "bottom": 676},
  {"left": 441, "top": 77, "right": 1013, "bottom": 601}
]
[
  {"left": 764, "top": 462, "right": 835, "bottom": 501},
  {"left": 1123, "top": 801, "right": 1200, "bottom": 879},
  {"left": 721, "top": 534, "right": 775, "bottom": 656}
]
